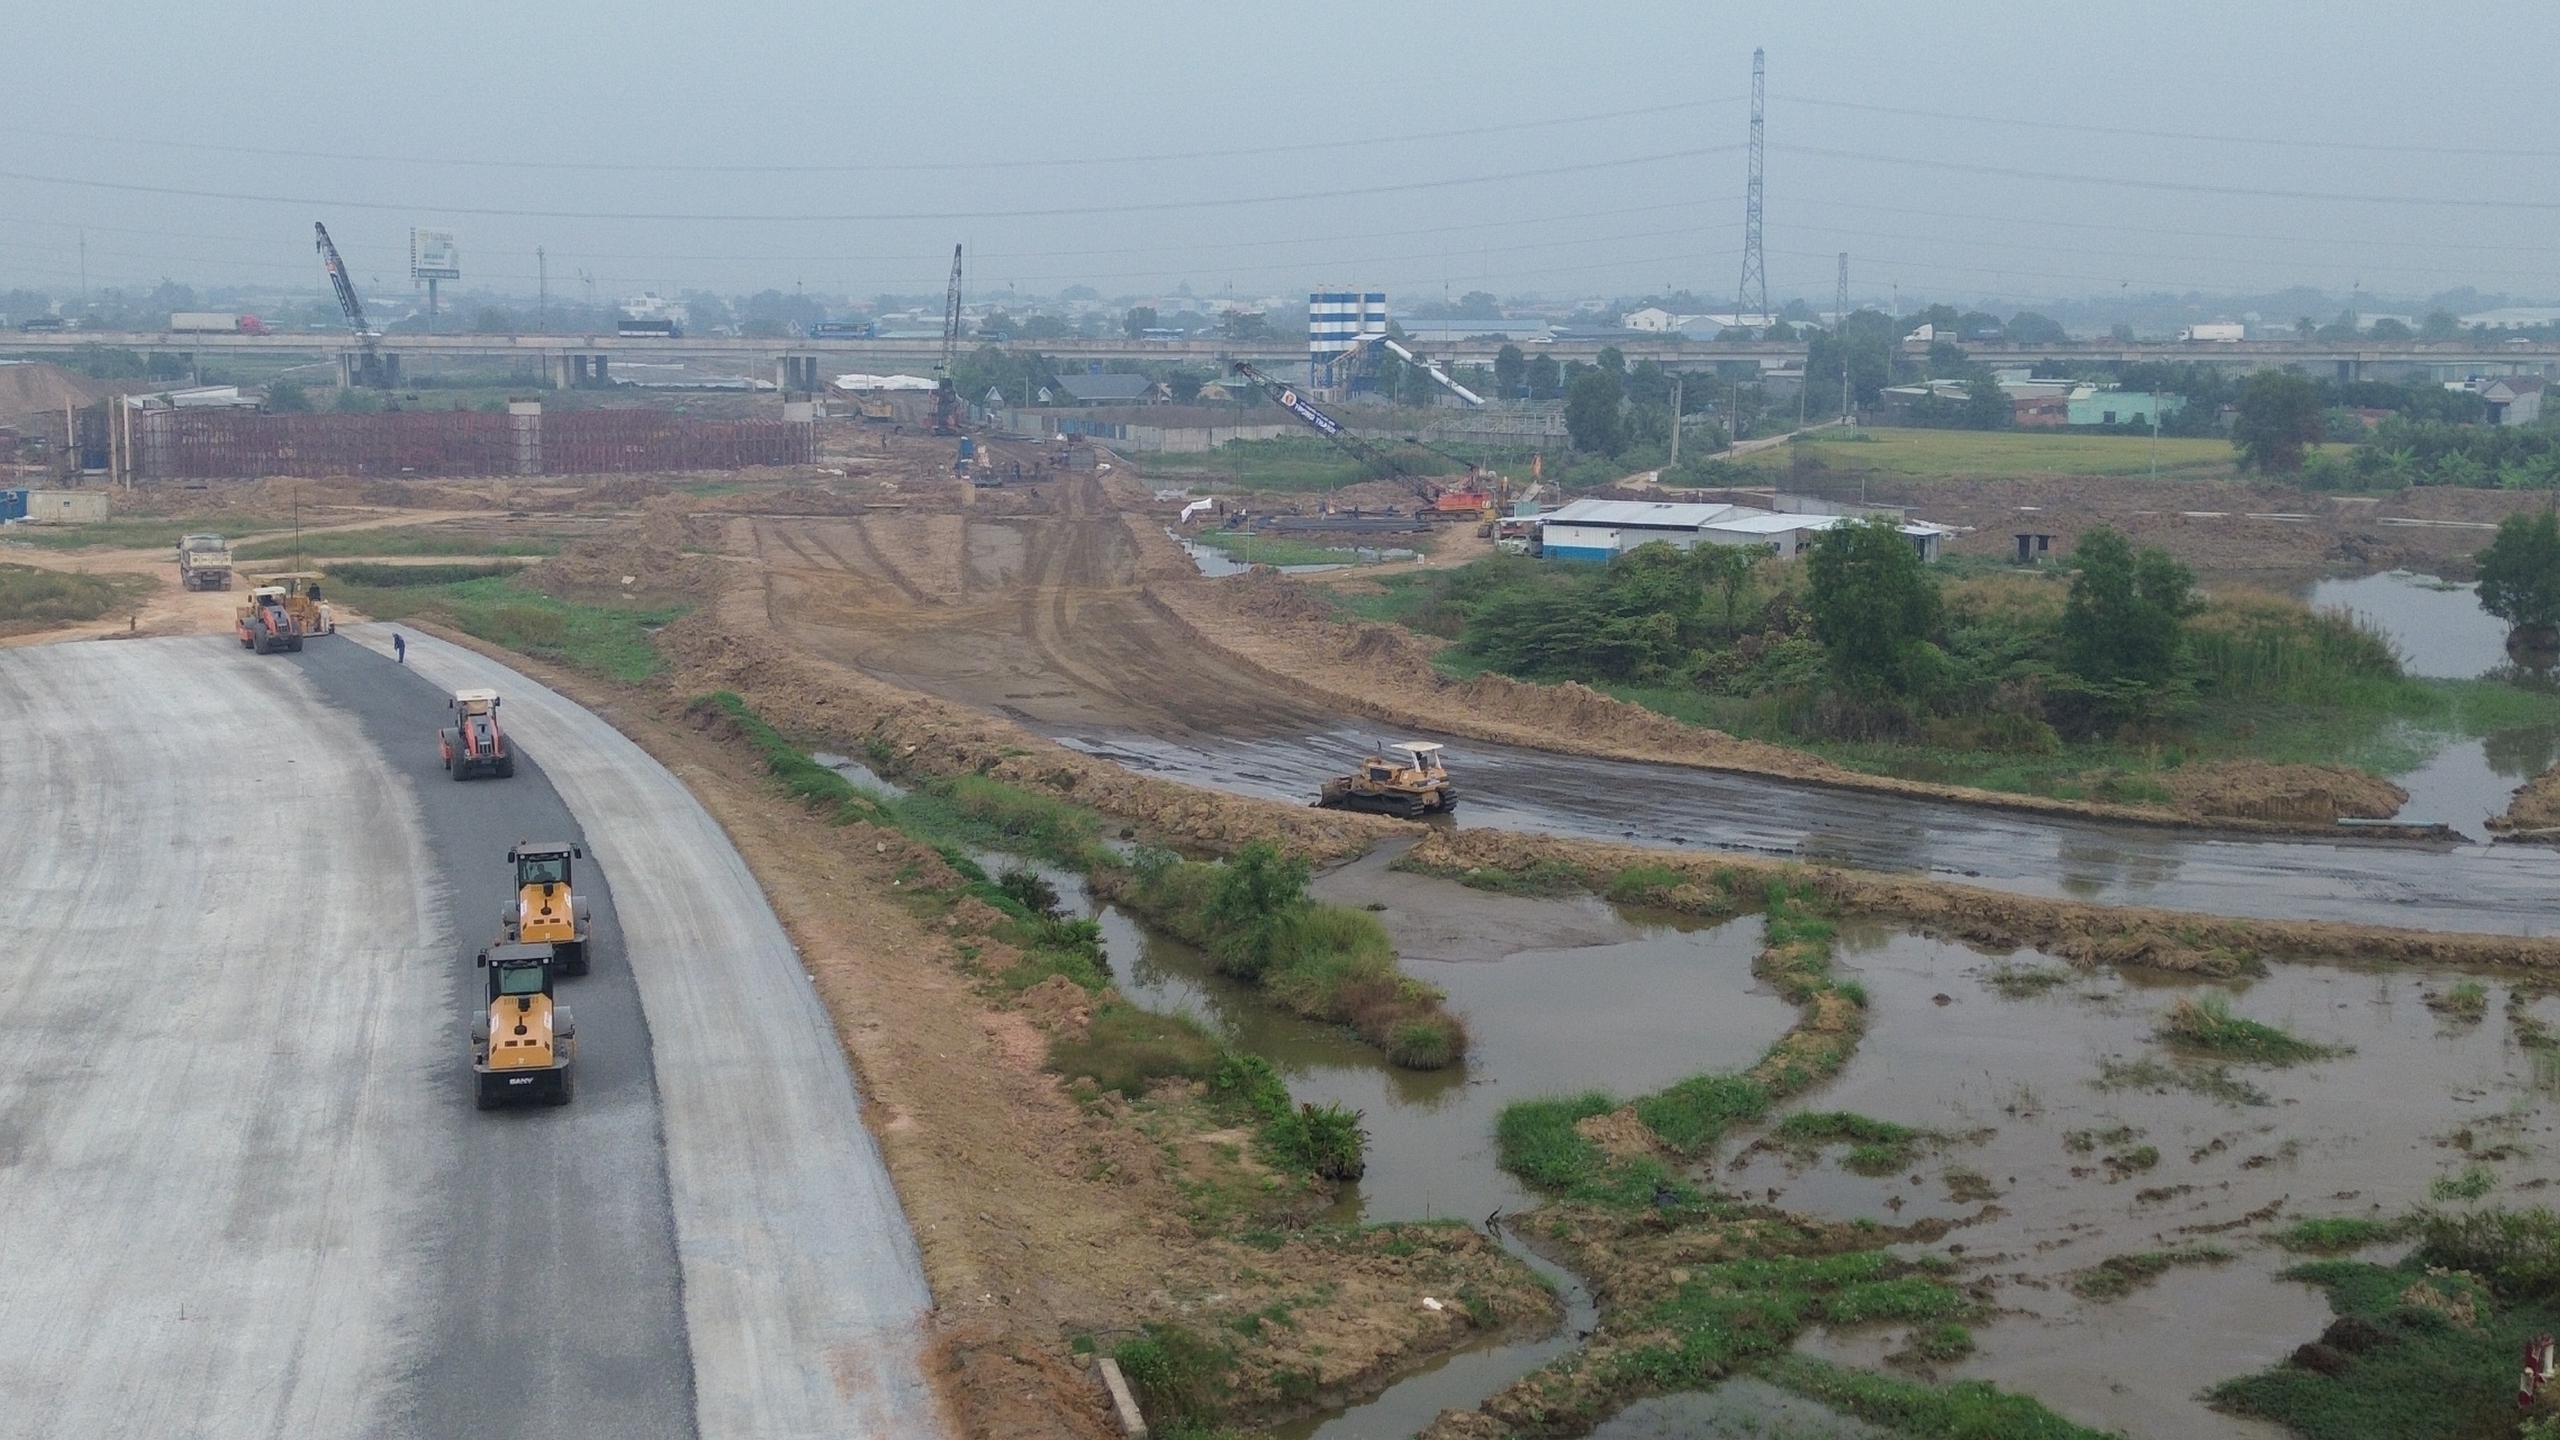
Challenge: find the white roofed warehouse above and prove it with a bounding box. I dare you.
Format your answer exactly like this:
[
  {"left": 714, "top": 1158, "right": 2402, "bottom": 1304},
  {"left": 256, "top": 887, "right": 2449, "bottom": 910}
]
[{"left": 1536, "top": 498, "right": 1950, "bottom": 563}]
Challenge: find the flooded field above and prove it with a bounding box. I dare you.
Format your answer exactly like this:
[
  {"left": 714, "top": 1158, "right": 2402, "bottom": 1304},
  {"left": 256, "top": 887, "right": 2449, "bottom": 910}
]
[
  {"left": 2307, "top": 569, "right": 2557, "bottom": 836},
  {"left": 1757, "top": 927, "right": 2559, "bottom": 1439}
]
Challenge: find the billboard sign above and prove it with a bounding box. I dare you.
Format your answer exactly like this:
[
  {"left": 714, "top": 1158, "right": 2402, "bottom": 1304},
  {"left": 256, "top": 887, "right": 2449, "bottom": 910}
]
[{"left": 410, "top": 229, "right": 461, "bottom": 281}]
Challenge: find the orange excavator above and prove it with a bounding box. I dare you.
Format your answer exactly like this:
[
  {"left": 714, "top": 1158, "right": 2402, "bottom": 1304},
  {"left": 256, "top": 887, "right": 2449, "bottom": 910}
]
[
  {"left": 471, "top": 941, "right": 575, "bottom": 1108},
  {"left": 502, "top": 841, "right": 592, "bottom": 976}
]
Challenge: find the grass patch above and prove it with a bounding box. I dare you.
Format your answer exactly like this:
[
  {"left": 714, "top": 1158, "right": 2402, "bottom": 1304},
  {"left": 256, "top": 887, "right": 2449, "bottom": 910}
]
[
  {"left": 1634, "top": 1074, "right": 1771, "bottom": 1157},
  {"left": 1048, "top": 1003, "right": 1221, "bottom": 1097},
  {"left": 1730, "top": 424, "right": 2237, "bottom": 481},
  {"left": 0, "top": 563, "right": 152, "bottom": 631},
  {"left": 2159, "top": 992, "right": 2346, "bottom": 1065},
  {"left": 2423, "top": 979, "right": 2491, "bottom": 1022},
  {"left": 324, "top": 560, "right": 526, "bottom": 587},
  {"left": 1759, "top": 1355, "right": 2117, "bottom": 1439},
  {"left": 3, "top": 514, "right": 292, "bottom": 551},
  {"left": 1112, "top": 1322, "right": 1234, "bottom": 1434},
  {"left": 2095, "top": 1054, "right": 2271, "bottom": 1106},
  {"left": 2431, "top": 1165, "right": 2498, "bottom": 1203},
  {"left": 1142, "top": 431, "right": 1468, "bottom": 493},
  {"left": 236, "top": 526, "right": 559, "bottom": 560},
  {"left": 1983, "top": 960, "right": 2076, "bottom": 997},
  {"left": 1775, "top": 1111, "right": 1932, "bottom": 1175},
  {"left": 2214, "top": 1251, "right": 2552, "bottom": 1440},
  {"left": 341, "top": 572, "right": 681, "bottom": 681},
  {"left": 2068, "top": 1245, "right": 2232, "bottom": 1300},
  {"left": 2278, "top": 1216, "right": 2411, "bottom": 1255},
  {"left": 1493, "top": 1092, "right": 1616, "bottom": 1192}
]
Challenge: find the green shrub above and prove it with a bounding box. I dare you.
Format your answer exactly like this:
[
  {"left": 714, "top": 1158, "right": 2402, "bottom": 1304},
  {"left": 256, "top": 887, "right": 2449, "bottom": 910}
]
[
  {"left": 2430, "top": 1166, "right": 2497, "bottom": 1203},
  {"left": 2416, "top": 1207, "right": 2560, "bottom": 1297},
  {"left": 1113, "top": 1323, "right": 1232, "bottom": 1431},
  {"left": 1265, "top": 1102, "right": 1366, "bottom": 1181},
  {"left": 997, "top": 868, "right": 1062, "bottom": 917}
]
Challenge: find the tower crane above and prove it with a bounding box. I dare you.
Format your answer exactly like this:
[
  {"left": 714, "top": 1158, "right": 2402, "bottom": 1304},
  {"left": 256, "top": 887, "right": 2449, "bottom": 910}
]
[
  {"left": 931, "top": 243, "right": 965, "bottom": 435},
  {"left": 313, "top": 222, "right": 388, "bottom": 388}
]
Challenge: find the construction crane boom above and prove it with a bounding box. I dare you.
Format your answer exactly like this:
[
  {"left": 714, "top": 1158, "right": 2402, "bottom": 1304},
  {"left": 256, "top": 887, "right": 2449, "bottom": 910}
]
[
  {"left": 313, "top": 222, "right": 387, "bottom": 387},
  {"left": 1381, "top": 339, "right": 1484, "bottom": 405},
  {"left": 931, "top": 244, "right": 965, "bottom": 435},
  {"left": 1229, "top": 360, "right": 1447, "bottom": 491}
]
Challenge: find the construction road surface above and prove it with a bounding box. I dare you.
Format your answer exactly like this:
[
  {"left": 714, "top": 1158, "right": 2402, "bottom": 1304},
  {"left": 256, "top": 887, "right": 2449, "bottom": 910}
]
[{"left": 0, "top": 631, "right": 937, "bottom": 1439}]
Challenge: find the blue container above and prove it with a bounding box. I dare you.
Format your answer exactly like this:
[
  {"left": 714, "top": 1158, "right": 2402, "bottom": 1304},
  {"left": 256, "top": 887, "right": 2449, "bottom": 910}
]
[{"left": 0, "top": 489, "right": 27, "bottom": 522}]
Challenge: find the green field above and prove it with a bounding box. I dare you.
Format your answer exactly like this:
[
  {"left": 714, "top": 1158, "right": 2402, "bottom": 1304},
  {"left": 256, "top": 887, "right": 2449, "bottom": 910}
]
[
  {"left": 1189, "top": 529, "right": 1394, "bottom": 568},
  {"left": 1141, "top": 433, "right": 1471, "bottom": 493},
  {"left": 4, "top": 515, "right": 296, "bottom": 551},
  {"left": 234, "top": 527, "right": 561, "bottom": 561},
  {"left": 1732, "top": 426, "right": 2247, "bottom": 481}
]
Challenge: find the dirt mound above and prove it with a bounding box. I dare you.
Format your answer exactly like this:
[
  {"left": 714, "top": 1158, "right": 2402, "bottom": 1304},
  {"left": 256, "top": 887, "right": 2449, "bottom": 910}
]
[
  {"left": 1573, "top": 1107, "right": 1662, "bottom": 1163},
  {"left": 529, "top": 505, "right": 727, "bottom": 601},
  {"left": 1012, "top": 975, "right": 1101, "bottom": 1041},
  {"left": 1226, "top": 567, "right": 1341, "bottom": 622},
  {"left": 2492, "top": 761, "right": 2560, "bottom": 836},
  {"left": 2155, "top": 760, "right": 2406, "bottom": 824},
  {"left": 0, "top": 362, "right": 115, "bottom": 425},
  {"left": 1445, "top": 671, "right": 1698, "bottom": 747}
]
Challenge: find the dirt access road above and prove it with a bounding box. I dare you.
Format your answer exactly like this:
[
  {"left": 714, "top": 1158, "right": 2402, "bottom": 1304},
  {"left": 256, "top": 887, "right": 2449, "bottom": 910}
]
[
  {"left": 733, "top": 455, "right": 2560, "bottom": 937},
  {"left": 0, "top": 632, "right": 938, "bottom": 1438},
  {"left": 750, "top": 469, "right": 1337, "bottom": 737}
]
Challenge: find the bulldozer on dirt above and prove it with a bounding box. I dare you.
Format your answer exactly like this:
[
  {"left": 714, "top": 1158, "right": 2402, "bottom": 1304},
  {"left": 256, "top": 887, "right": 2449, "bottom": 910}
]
[
  {"left": 234, "top": 585, "right": 306, "bottom": 654},
  {"left": 502, "top": 841, "right": 592, "bottom": 975},
  {"left": 1315, "top": 741, "right": 1460, "bottom": 817},
  {"left": 471, "top": 940, "right": 575, "bottom": 1108},
  {"left": 439, "top": 688, "right": 515, "bottom": 780}
]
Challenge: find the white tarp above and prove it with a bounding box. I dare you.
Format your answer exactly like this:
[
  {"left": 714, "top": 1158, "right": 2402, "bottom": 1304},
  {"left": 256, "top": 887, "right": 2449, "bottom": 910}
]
[{"left": 830, "top": 373, "right": 938, "bottom": 392}]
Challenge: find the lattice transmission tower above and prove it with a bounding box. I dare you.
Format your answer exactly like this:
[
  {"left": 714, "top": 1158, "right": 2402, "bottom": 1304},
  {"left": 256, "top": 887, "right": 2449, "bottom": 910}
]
[{"left": 1736, "top": 47, "right": 1768, "bottom": 324}]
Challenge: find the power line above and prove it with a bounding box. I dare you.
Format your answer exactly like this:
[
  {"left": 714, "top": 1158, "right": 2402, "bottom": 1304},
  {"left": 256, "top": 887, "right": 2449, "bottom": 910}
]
[
  {"left": 0, "top": 144, "right": 1744, "bottom": 223},
  {"left": 1773, "top": 142, "right": 2560, "bottom": 212},
  {"left": 6, "top": 96, "right": 1744, "bottom": 177},
  {"left": 1775, "top": 93, "right": 2560, "bottom": 160}
]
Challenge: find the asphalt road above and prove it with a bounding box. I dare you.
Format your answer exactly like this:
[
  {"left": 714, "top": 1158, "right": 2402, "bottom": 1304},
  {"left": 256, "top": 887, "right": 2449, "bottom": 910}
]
[
  {"left": 1058, "top": 721, "right": 2560, "bottom": 937},
  {"left": 0, "top": 633, "right": 936, "bottom": 1438},
  {"left": 348, "top": 624, "right": 937, "bottom": 1438}
]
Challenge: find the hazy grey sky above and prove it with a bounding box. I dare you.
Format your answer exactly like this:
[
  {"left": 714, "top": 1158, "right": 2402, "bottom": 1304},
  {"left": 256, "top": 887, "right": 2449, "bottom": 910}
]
[{"left": 7, "top": 2, "right": 2555, "bottom": 309}]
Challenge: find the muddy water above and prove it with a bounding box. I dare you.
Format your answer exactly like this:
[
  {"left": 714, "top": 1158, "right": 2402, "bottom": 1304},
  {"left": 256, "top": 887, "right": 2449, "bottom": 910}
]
[
  {"left": 1171, "top": 529, "right": 1414, "bottom": 578},
  {"left": 1057, "top": 723, "right": 2560, "bottom": 934},
  {"left": 1750, "top": 926, "right": 2560, "bottom": 1440},
  {"left": 2305, "top": 570, "right": 2557, "bottom": 836},
  {"left": 1586, "top": 1379, "right": 1888, "bottom": 1440}
]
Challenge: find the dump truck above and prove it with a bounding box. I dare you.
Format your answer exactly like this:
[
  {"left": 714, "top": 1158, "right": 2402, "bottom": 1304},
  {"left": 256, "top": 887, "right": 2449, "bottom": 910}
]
[
  {"left": 176, "top": 533, "right": 233, "bottom": 591},
  {"left": 471, "top": 941, "right": 575, "bottom": 1108},
  {"left": 502, "top": 841, "right": 592, "bottom": 976},
  {"left": 439, "top": 688, "right": 514, "bottom": 780},
  {"left": 234, "top": 586, "right": 305, "bottom": 653},
  {"left": 1315, "top": 741, "right": 1459, "bottom": 817}
]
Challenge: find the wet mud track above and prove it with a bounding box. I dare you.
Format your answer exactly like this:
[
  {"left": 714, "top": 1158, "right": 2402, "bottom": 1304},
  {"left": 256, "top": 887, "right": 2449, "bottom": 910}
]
[{"left": 1057, "top": 723, "right": 2560, "bottom": 936}]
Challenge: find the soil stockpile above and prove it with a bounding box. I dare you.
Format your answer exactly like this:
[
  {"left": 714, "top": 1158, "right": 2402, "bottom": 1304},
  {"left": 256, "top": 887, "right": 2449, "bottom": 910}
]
[{"left": 2493, "top": 760, "right": 2560, "bottom": 836}]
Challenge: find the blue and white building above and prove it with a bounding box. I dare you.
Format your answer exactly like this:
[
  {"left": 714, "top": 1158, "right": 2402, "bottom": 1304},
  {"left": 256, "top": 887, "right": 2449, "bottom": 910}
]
[
  {"left": 1537, "top": 497, "right": 1948, "bottom": 563},
  {"left": 1309, "top": 290, "right": 1387, "bottom": 385}
]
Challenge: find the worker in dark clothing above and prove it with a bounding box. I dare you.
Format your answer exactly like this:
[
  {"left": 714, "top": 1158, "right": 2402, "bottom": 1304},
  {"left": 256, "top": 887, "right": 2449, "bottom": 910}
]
[{"left": 393, "top": 632, "right": 406, "bottom": 664}]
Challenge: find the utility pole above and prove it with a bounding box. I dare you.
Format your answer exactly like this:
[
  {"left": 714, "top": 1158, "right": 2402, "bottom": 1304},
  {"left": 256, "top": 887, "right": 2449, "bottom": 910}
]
[
  {"left": 1836, "top": 252, "right": 1851, "bottom": 423},
  {"left": 1668, "top": 374, "right": 1683, "bottom": 468},
  {"left": 1736, "top": 47, "right": 1768, "bottom": 326},
  {"left": 537, "top": 247, "right": 548, "bottom": 334}
]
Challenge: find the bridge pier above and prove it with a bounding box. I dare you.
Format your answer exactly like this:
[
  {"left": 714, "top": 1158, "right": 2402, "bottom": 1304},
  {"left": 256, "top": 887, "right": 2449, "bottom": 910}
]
[
  {"left": 777, "top": 355, "right": 822, "bottom": 393},
  {"left": 339, "top": 350, "right": 399, "bottom": 388},
  {"left": 559, "top": 354, "right": 611, "bottom": 389}
]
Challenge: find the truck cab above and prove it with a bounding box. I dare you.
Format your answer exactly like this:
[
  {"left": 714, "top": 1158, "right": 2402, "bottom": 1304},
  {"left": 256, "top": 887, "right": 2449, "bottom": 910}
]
[
  {"left": 504, "top": 841, "right": 592, "bottom": 975},
  {"left": 471, "top": 941, "right": 575, "bottom": 1108}
]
